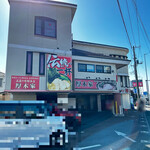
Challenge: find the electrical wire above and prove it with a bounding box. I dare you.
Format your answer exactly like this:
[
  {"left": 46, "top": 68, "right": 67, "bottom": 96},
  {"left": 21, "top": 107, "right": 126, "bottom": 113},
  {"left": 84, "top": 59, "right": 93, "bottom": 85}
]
[
  {"left": 132, "top": 0, "right": 150, "bottom": 46},
  {"left": 116, "top": 0, "right": 132, "bottom": 49},
  {"left": 126, "top": 0, "right": 136, "bottom": 46}
]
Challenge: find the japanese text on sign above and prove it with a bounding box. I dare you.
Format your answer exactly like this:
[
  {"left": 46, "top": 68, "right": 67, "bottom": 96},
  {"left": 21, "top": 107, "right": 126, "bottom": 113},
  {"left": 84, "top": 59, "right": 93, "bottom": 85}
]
[
  {"left": 47, "top": 54, "right": 72, "bottom": 91},
  {"left": 11, "top": 76, "right": 39, "bottom": 90}
]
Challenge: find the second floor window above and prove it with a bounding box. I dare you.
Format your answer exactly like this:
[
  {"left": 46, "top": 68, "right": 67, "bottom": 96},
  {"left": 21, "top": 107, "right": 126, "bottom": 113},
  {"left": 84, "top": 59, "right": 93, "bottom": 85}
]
[
  {"left": 96, "top": 65, "right": 104, "bottom": 73},
  {"left": 120, "top": 76, "right": 123, "bottom": 87},
  {"left": 35, "top": 17, "right": 57, "bottom": 38},
  {"left": 26, "top": 51, "right": 33, "bottom": 75},
  {"left": 104, "top": 66, "right": 111, "bottom": 73},
  {"left": 0, "top": 78, "right": 2, "bottom": 87},
  {"left": 39, "top": 53, "right": 45, "bottom": 75},
  {"left": 78, "top": 64, "right": 95, "bottom": 72},
  {"left": 96, "top": 65, "right": 111, "bottom": 74},
  {"left": 87, "top": 64, "right": 95, "bottom": 72}
]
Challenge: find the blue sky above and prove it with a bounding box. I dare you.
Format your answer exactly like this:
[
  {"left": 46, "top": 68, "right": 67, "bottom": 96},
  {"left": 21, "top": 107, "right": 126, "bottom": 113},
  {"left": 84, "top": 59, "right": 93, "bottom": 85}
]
[{"left": 0, "top": 0, "right": 150, "bottom": 91}]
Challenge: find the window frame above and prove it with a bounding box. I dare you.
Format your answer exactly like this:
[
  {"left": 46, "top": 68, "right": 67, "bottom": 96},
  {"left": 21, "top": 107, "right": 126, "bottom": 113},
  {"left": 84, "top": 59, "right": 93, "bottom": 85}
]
[
  {"left": 0, "top": 78, "right": 2, "bottom": 87},
  {"left": 34, "top": 16, "right": 57, "bottom": 38},
  {"left": 78, "top": 63, "right": 95, "bottom": 73},
  {"left": 26, "top": 51, "right": 33, "bottom": 75},
  {"left": 96, "top": 65, "right": 111, "bottom": 74},
  {"left": 120, "top": 76, "right": 123, "bottom": 87},
  {"left": 125, "top": 76, "right": 128, "bottom": 87},
  {"left": 86, "top": 64, "right": 95, "bottom": 72},
  {"left": 96, "top": 65, "right": 104, "bottom": 73},
  {"left": 104, "top": 65, "right": 111, "bottom": 74},
  {"left": 39, "top": 53, "right": 45, "bottom": 75},
  {"left": 78, "top": 63, "right": 87, "bottom": 72}
]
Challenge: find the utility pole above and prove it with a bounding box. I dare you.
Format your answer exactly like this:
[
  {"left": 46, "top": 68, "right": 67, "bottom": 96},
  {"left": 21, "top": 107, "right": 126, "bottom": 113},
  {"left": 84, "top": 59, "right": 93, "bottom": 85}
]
[
  {"left": 144, "top": 53, "right": 149, "bottom": 101},
  {"left": 133, "top": 46, "right": 140, "bottom": 100}
]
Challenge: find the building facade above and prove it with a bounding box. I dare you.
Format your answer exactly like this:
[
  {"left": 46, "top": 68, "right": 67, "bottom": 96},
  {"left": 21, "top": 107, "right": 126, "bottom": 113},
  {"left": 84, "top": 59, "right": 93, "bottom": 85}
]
[{"left": 5, "top": 0, "right": 130, "bottom": 114}]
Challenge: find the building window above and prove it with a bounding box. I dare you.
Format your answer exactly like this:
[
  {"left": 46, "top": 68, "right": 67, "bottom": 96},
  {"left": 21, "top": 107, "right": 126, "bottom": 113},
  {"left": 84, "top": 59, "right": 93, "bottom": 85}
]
[
  {"left": 78, "top": 64, "right": 95, "bottom": 72},
  {"left": 39, "top": 53, "right": 45, "bottom": 75},
  {"left": 87, "top": 64, "right": 95, "bottom": 72},
  {"left": 26, "top": 52, "right": 33, "bottom": 74},
  {"left": 120, "top": 76, "right": 123, "bottom": 87},
  {"left": 78, "top": 64, "right": 86, "bottom": 72},
  {"left": 35, "top": 16, "right": 57, "bottom": 38},
  {"left": 96, "top": 65, "right": 104, "bottom": 73},
  {"left": 96, "top": 65, "right": 111, "bottom": 74},
  {"left": 125, "top": 76, "right": 128, "bottom": 87},
  {"left": 0, "top": 78, "right": 2, "bottom": 87},
  {"left": 104, "top": 66, "right": 111, "bottom": 73}
]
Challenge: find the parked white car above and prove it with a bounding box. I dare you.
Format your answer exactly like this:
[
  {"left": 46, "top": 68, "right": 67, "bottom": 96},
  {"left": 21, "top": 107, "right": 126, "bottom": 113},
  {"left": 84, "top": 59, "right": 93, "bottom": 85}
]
[{"left": 0, "top": 100, "right": 68, "bottom": 149}]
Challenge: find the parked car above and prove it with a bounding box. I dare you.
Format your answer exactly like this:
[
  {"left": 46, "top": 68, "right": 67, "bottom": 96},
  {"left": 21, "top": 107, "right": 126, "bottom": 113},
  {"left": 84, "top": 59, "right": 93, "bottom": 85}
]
[
  {"left": 50, "top": 105, "right": 81, "bottom": 131},
  {"left": 56, "top": 109, "right": 81, "bottom": 131},
  {"left": 0, "top": 100, "right": 68, "bottom": 149}
]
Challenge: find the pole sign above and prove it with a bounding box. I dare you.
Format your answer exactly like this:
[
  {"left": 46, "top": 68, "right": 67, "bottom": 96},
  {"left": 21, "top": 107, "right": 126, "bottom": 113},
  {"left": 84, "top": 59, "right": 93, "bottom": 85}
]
[
  {"left": 46, "top": 54, "right": 72, "bottom": 91},
  {"left": 134, "top": 88, "right": 137, "bottom": 94},
  {"left": 132, "top": 80, "right": 143, "bottom": 87},
  {"left": 143, "top": 92, "right": 148, "bottom": 96}
]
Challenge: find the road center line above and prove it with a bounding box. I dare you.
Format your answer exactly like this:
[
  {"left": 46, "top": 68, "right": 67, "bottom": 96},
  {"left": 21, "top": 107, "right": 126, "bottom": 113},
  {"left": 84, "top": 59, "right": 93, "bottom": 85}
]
[{"left": 73, "top": 144, "right": 101, "bottom": 150}]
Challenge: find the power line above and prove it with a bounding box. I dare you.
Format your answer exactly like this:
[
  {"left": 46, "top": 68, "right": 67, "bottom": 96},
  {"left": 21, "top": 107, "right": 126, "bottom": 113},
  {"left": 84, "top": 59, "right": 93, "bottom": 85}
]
[
  {"left": 132, "top": 0, "right": 150, "bottom": 46},
  {"left": 116, "top": 0, "right": 132, "bottom": 49},
  {"left": 139, "top": 21, "right": 150, "bottom": 53},
  {"left": 126, "top": 0, "right": 136, "bottom": 46},
  {"left": 117, "top": 0, "right": 133, "bottom": 71}
]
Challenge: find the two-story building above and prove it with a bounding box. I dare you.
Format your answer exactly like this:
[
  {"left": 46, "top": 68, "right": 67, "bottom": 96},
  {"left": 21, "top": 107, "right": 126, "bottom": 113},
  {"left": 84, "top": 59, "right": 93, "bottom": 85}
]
[
  {"left": 70, "top": 40, "right": 130, "bottom": 113},
  {"left": 5, "top": 0, "right": 130, "bottom": 115}
]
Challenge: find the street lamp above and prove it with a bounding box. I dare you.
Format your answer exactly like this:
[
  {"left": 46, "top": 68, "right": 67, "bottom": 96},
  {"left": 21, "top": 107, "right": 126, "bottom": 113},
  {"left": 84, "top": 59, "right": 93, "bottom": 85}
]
[{"left": 144, "top": 53, "right": 150, "bottom": 101}]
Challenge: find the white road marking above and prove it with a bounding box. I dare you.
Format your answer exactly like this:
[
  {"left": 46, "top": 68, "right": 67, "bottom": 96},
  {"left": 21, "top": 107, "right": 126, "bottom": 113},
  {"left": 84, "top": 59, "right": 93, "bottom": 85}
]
[
  {"left": 115, "top": 130, "right": 136, "bottom": 143},
  {"left": 145, "top": 144, "right": 150, "bottom": 148},
  {"left": 73, "top": 144, "right": 101, "bottom": 150}
]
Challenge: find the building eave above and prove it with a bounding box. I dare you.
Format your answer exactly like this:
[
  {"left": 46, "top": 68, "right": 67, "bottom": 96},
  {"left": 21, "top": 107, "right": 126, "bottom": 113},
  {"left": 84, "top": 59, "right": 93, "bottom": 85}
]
[
  {"left": 73, "top": 40, "right": 129, "bottom": 53},
  {"left": 8, "top": 0, "right": 77, "bottom": 21}
]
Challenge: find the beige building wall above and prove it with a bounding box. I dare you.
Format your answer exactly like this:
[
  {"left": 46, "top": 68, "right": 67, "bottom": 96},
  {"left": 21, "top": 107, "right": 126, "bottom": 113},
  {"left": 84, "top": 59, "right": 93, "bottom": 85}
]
[
  {"left": 13, "top": 92, "right": 36, "bottom": 100},
  {"left": 8, "top": 0, "right": 74, "bottom": 51},
  {"left": 6, "top": 0, "right": 76, "bottom": 91},
  {"left": 117, "top": 66, "right": 129, "bottom": 75}
]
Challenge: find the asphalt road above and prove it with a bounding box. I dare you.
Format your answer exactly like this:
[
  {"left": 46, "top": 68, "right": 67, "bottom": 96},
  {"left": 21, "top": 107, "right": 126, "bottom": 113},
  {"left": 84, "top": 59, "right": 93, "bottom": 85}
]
[
  {"left": 67, "top": 109, "right": 150, "bottom": 150},
  {"left": 6, "top": 107, "right": 150, "bottom": 150}
]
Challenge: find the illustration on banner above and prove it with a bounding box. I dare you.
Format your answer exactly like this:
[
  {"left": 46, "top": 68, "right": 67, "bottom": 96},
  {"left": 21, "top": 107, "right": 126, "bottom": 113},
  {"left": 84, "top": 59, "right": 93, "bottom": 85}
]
[{"left": 47, "top": 54, "right": 72, "bottom": 90}]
